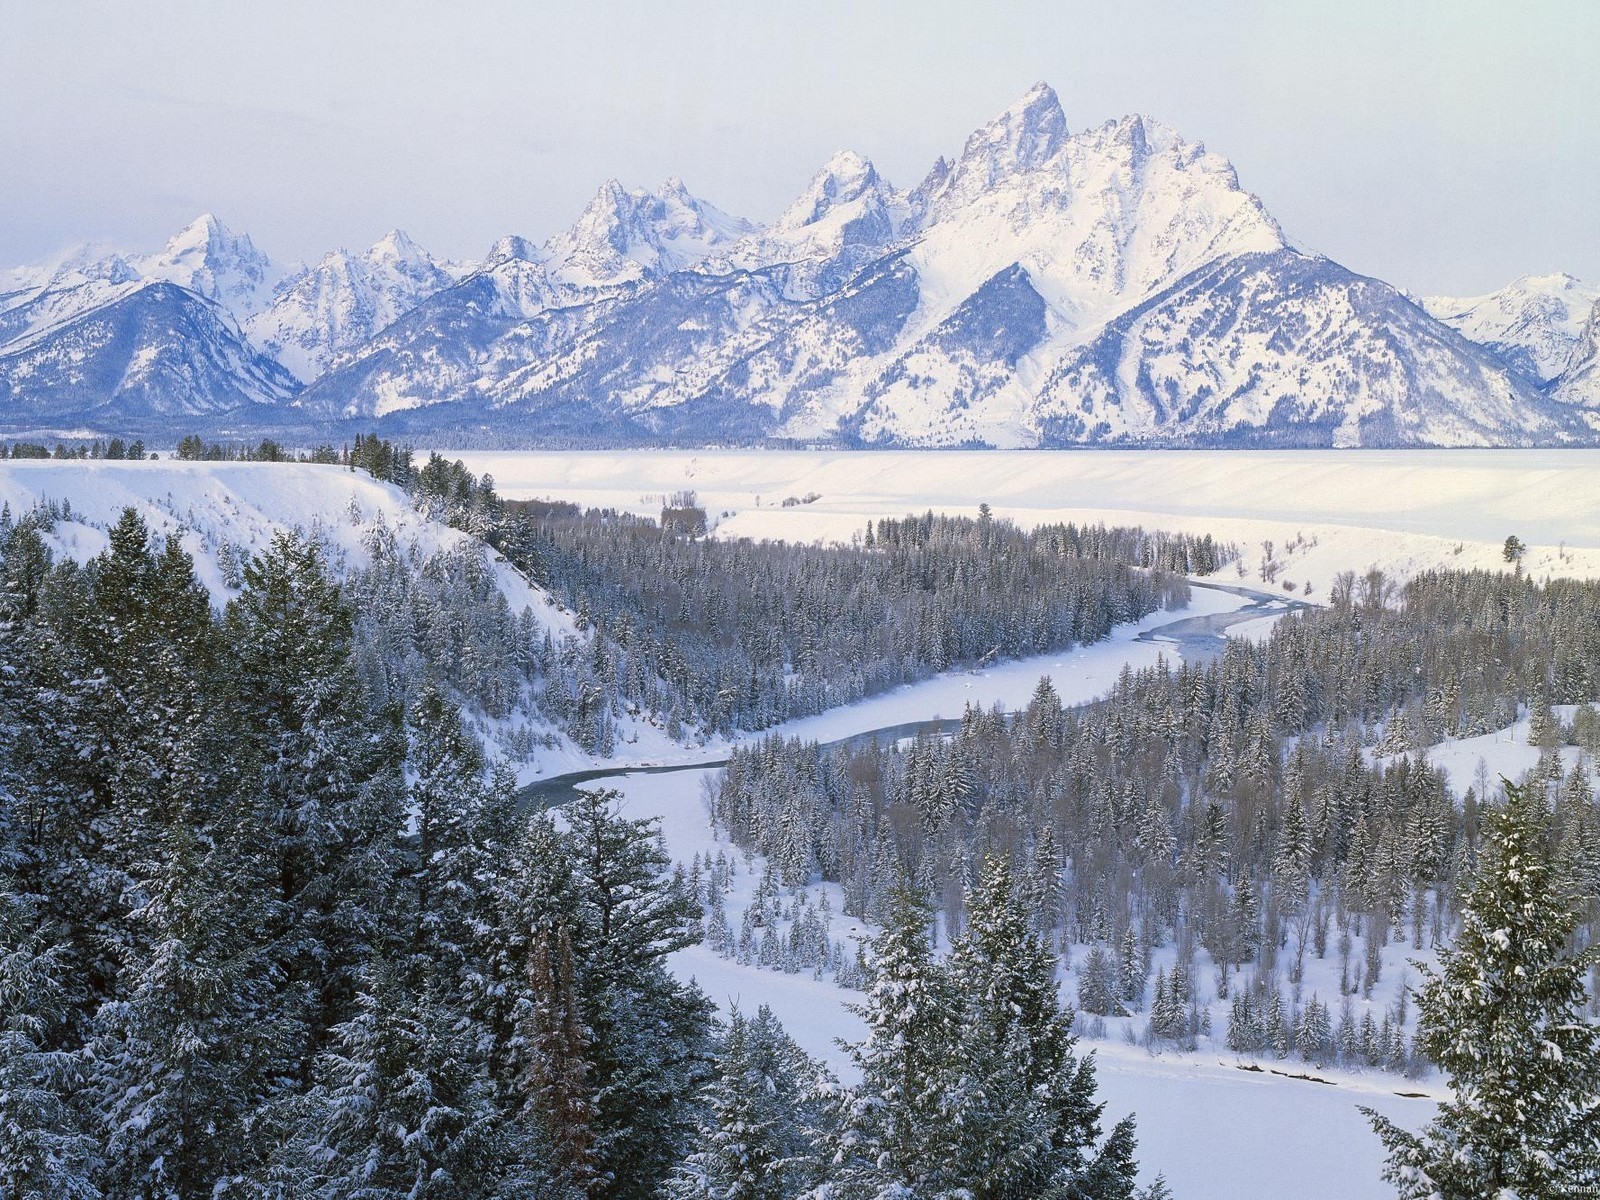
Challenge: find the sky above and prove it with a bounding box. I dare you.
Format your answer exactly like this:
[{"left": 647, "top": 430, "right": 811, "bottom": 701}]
[{"left": 2, "top": 0, "right": 1595, "bottom": 296}]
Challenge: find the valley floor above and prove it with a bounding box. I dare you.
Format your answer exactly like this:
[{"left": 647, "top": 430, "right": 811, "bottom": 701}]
[
  {"left": 572, "top": 583, "right": 1443, "bottom": 1200},
  {"left": 453, "top": 447, "right": 1600, "bottom": 589}
]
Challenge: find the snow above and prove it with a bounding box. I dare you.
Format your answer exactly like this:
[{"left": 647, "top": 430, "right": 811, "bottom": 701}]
[
  {"left": 593, "top": 575, "right": 1442, "bottom": 1199},
  {"left": 1423, "top": 273, "right": 1597, "bottom": 383},
  {"left": 0, "top": 459, "right": 711, "bottom": 774},
  {"left": 447, "top": 447, "right": 1600, "bottom": 586},
  {"left": 0, "top": 456, "right": 1477, "bottom": 1196},
  {"left": 0, "top": 459, "right": 507, "bottom": 600},
  {"left": 1374, "top": 707, "right": 1600, "bottom": 803}
]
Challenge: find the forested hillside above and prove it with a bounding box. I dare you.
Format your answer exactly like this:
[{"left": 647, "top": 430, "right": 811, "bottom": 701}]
[
  {"left": 710, "top": 568, "right": 1600, "bottom": 1072},
  {"left": 0, "top": 498, "right": 1154, "bottom": 1198}
]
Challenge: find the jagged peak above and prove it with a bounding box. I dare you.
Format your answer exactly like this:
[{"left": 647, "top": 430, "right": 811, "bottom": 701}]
[
  {"left": 160, "top": 212, "right": 259, "bottom": 262},
  {"left": 775, "top": 150, "right": 894, "bottom": 231},
  {"left": 369, "top": 228, "right": 432, "bottom": 265},
  {"left": 656, "top": 176, "right": 696, "bottom": 205},
  {"left": 955, "top": 82, "right": 1069, "bottom": 176},
  {"left": 487, "top": 234, "right": 543, "bottom": 264}
]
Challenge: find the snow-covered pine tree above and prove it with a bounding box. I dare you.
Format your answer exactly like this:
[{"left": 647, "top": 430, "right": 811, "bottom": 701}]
[
  {"left": 1364, "top": 781, "right": 1600, "bottom": 1197},
  {"left": 224, "top": 529, "right": 403, "bottom": 1079},
  {"left": 266, "top": 956, "right": 546, "bottom": 1200},
  {"left": 670, "top": 1005, "right": 825, "bottom": 1200},
  {"left": 828, "top": 881, "right": 955, "bottom": 1198},
  {"left": 1078, "top": 944, "right": 1121, "bottom": 1016},
  {"left": 0, "top": 896, "right": 102, "bottom": 1199},
  {"left": 88, "top": 817, "right": 289, "bottom": 1199},
  {"left": 545, "top": 788, "right": 714, "bottom": 1200},
  {"left": 522, "top": 921, "right": 599, "bottom": 1197},
  {"left": 945, "top": 856, "right": 1140, "bottom": 1200}
]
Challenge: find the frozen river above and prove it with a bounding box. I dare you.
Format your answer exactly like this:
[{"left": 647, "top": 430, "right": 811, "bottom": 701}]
[{"left": 534, "top": 579, "right": 1438, "bottom": 1200}]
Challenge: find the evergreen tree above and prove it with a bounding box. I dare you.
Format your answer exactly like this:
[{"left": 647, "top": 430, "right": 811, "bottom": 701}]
[
  {"left": 671, "top": 1005, "right": 825, "bottom": 1200},
  {"left": 0, "top": 896, "right": 102, "bottom": 1199},
  {"left": 224, "top": 530, "right": 402, "bottom": 1079},
  {"left": 522, "top": 921, "right": 600, "bottom": 1197},
  {"left": 268, "top": 958, "right": 546, "bottom": 1200},
  {"left": 530, "top": 788, "right": 714, "bottom": 1200},
  {"left": 1365, "top": 782, "right": 1600, "bottom": 1197},
  {"left": 89, "top": 819, "right": 288, "bottom": 1199},
  {"left": 829, "top": 882, "right": 955, "bottom": 1198},
  {"left": 945, "top": 857, "right": 1140, "bottom": 1200}
]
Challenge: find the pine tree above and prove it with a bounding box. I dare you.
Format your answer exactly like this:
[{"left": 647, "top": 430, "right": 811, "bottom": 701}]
[
  {"left": 405, "top": 679, "right": 489, "bottom": 971},
  {"left": 829, "top": 882, "right": 955, "bottom": 1198},
  {"left": 224, "top": 530, "right": 402, "bottom": 1078},
  {"left": 522, "top": 922, "right": 600, "bottom": 1197},
  {"left": 533, "top": 788, "right": 714, "bottom": 1200},
  {"left": 1078, "top": 945, "right": 1121, "bottom": 1017},
  {"left": 671, "top": 1006, "right": 824, "bottom": 1200},
  {"left": 944, "top": 857, "right": 1140, "bottom": 1200},
  {"left": 269, "top": 958, "right": 546, "bottom": 1200},
  {"left": 1117, "top": 926, "right": 1148, "bottom": 1009},
  {"left": 0, "top": 897, "right": 102, "bottom": 1199},
  {"left": 89, "top": 818, "right": 289, "bottom": 1199},
  {"left": 1364, "top": 782, "right": 1600, "bottom": 1197}
]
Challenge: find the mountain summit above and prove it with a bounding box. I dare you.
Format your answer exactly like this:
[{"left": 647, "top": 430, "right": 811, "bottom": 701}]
[{"left": 1, "top": 85, "right": 1591, "bottom": 446}]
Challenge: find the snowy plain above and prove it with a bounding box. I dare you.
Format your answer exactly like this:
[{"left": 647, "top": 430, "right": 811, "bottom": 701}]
[{"left": 454, "top": 447, "right": 1600, "bottom": 590}]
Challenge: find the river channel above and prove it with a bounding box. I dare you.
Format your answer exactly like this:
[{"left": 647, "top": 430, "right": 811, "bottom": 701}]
[{"left": 516, "top": 579, "right": 1306, "bottom": 810}]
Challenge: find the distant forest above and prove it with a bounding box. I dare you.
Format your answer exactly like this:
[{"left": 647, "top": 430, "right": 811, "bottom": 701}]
[{"left": 711, "top": 567, "right": 1600, "bottom": 1072}]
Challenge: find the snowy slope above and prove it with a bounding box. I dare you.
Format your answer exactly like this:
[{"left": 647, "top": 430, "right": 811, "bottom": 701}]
[
  {"left": 0, "top": 282, "right": 300, "bottom": 427},
  {"left": 0, "top": 458, "right": 538, "bottom": 605},
  {"left": 1423, "top": 272, "right": 1598, "bottom": 383},
  {"left": 1553, "top": 299, "right": 1600, "bottom": 409},
  {"left": 247, "top": 230, "right": 463, "bottom": 381},
  {"left": 0, "top": 459, "right": 698, "bottom": 775},
  {"left": 1024, "top": 250, "right": 1566, "bottom": 448}
]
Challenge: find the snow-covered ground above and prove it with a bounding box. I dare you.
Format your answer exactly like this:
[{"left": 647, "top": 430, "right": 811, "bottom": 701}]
[
  {"left": 1373, "top": 706, "right": 1600, "bottom": 802},
  {"left": 451, "top": 447, "right": 1600, "bottom": 591},
  {"left": 15, "top": 455, "right": 1546, "bottom": 1197},
  {"left": 593, "top": 581, "right": 1442, "bottom": 1200},
  {"left": 0, "top": 459, "right": 693, "bottom": 774}
]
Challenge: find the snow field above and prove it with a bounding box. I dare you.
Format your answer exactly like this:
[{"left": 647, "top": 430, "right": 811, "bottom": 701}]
[
  {"left": 450, "top": 447, "right": 1600, "bottom": 588},
  {"left": 0, "top": 459, "right": 696, "bottom": 774}
]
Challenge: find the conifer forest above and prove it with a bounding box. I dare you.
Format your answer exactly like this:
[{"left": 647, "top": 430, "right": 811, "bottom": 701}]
[{"left": 2, "top": 440, "right": 1598, "bottom": 1198}]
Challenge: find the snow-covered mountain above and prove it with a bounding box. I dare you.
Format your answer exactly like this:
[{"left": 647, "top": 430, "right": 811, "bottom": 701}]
[
  {"left": 247, "top": 230, "right": 463, "bottom": 381},
  {"left": 0, "top": 85, "right": 1591, "bottom": 446},
  {"left": 1423, "top": 273, "right": 1599, "bottom": 383},
  {"left": 543, "top": 177, "right": 753, "bottom": 295},
  {"left": 0, "top": 281, "right": 300, "bottom": 426},
  {"left": 716, "top": 150, "right": 909, "bottom": 298},
  {"left": 139, "top": 213, "right": 281, "bottom": 317},
  {"left": 1553, "top": 299, "right": 1600, "bottom": 409},
  {"left": 0, "top": 215, "right": 299, "bottom": 430}
]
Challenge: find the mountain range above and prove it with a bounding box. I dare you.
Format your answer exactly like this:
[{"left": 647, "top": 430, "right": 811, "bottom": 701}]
[{"left": 3, "top": 83, "right": 1597, "bottom": 447}]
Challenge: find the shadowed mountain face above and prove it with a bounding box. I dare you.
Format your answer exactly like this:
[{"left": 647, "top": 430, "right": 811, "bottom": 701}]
[{"left": 2, "top": 85, "right": 1593, "bottom": 446}]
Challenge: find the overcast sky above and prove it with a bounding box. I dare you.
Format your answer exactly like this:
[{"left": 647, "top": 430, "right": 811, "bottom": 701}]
[{"left": 3, "top": 0, "right": 1595, "bottom": 296}]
